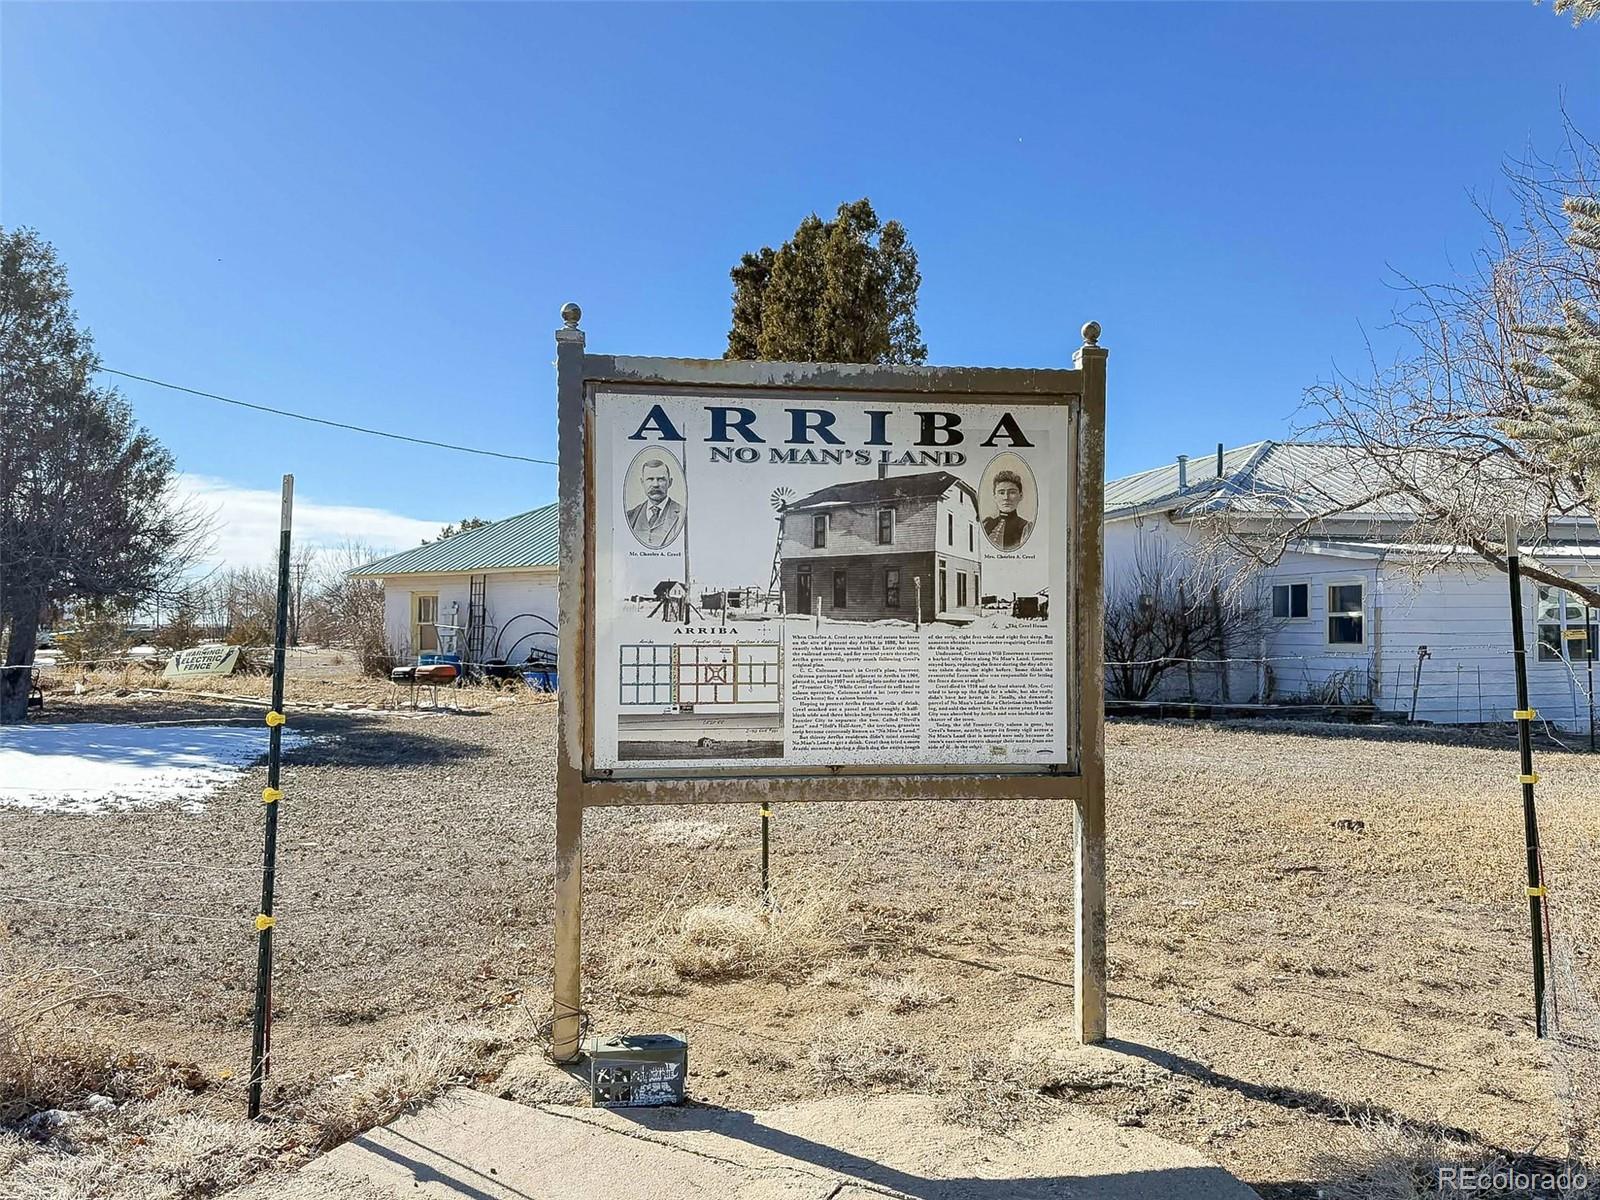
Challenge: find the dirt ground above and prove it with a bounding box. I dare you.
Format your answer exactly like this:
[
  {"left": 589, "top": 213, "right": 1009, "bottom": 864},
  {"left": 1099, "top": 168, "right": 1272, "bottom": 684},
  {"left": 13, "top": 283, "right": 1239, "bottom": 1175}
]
[{"left": 2, "top": 688, "right": 1597, "bottom": 1198}]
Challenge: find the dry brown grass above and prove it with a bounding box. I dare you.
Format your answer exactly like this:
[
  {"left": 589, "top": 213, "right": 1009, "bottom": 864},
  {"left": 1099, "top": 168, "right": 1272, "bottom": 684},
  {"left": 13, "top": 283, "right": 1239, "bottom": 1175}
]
[
  {"left": 640, "top": 819, "right": 731, "bottom": 850},
  {"left": 0, "top": 944, "right": 130, "bottom": 1125},
  {"left": 807, "top": 1016, "right": 932, "bottom": 1090},
  {"left": 864, "top": 972, "right": 950, "bottom": 1014},
  {"left": 0, "top": 1090, "right": 278, "bottom": 1200},
  {"left": 1311, "top": 1114, "right": 1530, "bottom": 1200},
  {"left": 0, "top": 1015, "right": 523, "bottom": 1200},
  {"left": 34, "top": 662, "right": 164, "bottom": 696},
  {"left": 35, "top": 656, "right": 560, "bottom": 714},
  {"left": 292, "top": 1018, "right": 515, "bottom": 1150},
  {"left": 937, "top": 1052, "right": 1053, "bottom": 1134},
  {"left": 7, "top": 702, "right": 1599, "bottom": 1196},
  {"left": 607, "top": 885, "right": 848, "bottom": 995}
]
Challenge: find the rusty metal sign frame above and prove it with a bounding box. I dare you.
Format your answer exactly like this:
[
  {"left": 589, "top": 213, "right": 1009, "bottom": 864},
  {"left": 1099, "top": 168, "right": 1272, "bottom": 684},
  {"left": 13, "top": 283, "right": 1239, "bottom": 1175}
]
[{"left": 552, "top": 304, "right": 1107, "bottom": 1058}]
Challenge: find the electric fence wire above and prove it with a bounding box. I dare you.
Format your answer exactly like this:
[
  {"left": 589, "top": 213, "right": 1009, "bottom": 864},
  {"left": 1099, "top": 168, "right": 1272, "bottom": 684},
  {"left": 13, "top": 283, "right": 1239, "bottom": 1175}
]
[
  {"left": 0, "top": 843, "right": 467, "bottom": 880},
  {"left": 0, "top": 892, "right": 239, "bottom": 924},
  {"left": 2, "top": 650, "right": 555, "bottom": 672},
  {"left": 3, "top": 845, "right": 285, "bottom": 874},
  {"left": 0, "top": 645, "right": 1529, "bottom": 673}
]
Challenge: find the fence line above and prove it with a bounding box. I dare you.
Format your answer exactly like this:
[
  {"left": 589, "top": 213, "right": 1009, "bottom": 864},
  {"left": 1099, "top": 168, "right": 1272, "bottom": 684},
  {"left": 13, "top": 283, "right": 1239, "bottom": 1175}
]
[
  {"left": 0, "top": 892, "right": 240, "bottom": 925},
  {"left": 1, "top": 844, "right": 468, "bottom": 879},
  {"left": 4, "top": 846, "right": 279, "bottom": 874},
  {"left": 3, "top": 648, "right": 554, "bottom": 673}
]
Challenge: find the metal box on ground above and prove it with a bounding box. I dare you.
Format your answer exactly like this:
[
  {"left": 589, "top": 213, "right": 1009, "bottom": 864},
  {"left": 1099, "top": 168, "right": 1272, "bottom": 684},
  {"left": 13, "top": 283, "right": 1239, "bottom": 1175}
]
[{"left": 585, "top": 1033, "right": 687, "bottom": 1107}]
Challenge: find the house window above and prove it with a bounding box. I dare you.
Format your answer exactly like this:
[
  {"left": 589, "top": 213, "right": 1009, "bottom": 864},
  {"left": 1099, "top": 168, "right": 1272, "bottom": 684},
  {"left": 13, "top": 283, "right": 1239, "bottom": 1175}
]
[
  {"left": 833, "top": 570, "right": 847, "bottom": 610},
  {"left": 885, "top": 568, "right": 901, "bottom": 609},
  {"left": 947, "top": 513, "right": 954, "bottom": 545},
  {"left": 1536, "top": 586, "right": 1596, "bottom": 662},
  {"left": 1327, "top": 583, "right": 1364, "bottom": 646},
  {"left": 878, "top": 508, "right": 894, "bottom": 545},
  {"left": 969, "top": 524, "right": 974, "bottom": 553},
  {"left": 1271, "top": 582, "right": 1309, "bottom": 620},
  {"left": 813, "top": 514, "right": 827, "bottom": 548},
  {"left": 957, "top": 573, "right": 967, "bottom": 607}
]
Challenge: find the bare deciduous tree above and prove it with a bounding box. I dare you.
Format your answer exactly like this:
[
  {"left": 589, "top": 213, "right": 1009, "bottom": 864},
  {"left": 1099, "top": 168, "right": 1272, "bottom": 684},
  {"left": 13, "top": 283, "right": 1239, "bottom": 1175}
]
[
  {"left": 312, "top": 540, "right": 394, "bottom": 676},
  {"left": 1193, "top": 127, "right": 1600, "bottom": 606},
  {"left": 1104, "top": 540, "right": 1275, "bottom": 702}
]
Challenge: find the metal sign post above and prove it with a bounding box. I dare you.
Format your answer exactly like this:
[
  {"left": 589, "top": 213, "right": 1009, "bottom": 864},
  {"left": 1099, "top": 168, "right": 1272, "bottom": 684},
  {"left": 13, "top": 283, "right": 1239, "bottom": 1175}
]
[
  {"left": 1073, "top": 328, "right": 1108, "bottom": 1043},
  {"left": 552, "top": 305, "right": 1108, "bottom": 1058},
  {"left": 553, "top": 311, "right": 588, "bottom": 1063},
  {"left": 1587, "top": 604, "right": 1596, "bottom": 752},
  {"left": 760, "top": 803, "right": 771, "bottom": 906},
  {"left": 1504, "top": 517, "right": 1548, "bottom": 1038},
  {"left": 248, "top": 474, "right": 294, "bottom": 1118}
]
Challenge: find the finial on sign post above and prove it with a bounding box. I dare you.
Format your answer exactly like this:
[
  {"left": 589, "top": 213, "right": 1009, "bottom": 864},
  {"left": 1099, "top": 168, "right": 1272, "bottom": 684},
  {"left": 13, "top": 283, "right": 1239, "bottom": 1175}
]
[
  {"left": 561, "top": 302, "right": 583, "bottom": 330},
  {"left": 1081, "top": 320, "right": 1101, "bottom": 347}
]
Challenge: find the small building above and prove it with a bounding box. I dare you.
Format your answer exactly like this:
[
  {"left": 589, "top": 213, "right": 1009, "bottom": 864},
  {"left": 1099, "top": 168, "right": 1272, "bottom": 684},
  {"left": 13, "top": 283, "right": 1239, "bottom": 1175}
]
[
  {"left": 350, "top": 504, "right": 558, "bottom": 665},
  {"left": 649, "top": 579, "right": 692, "bottom": 622},
  {"left": 778, "top": 471, "right": 982, "bottom": 623},
  {"left": 1106, "top": 442, "right": 1600, "bottom": 727}
]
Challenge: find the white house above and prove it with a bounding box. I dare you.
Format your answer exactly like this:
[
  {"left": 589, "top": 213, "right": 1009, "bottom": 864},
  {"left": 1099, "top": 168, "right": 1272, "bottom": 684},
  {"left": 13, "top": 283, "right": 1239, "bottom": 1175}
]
[
  {"left": 1105, "top": 442, "right": 1600, "bottom": 728},
  {"left": 351, "top": 504, "right": 558, "bottom": 669}
]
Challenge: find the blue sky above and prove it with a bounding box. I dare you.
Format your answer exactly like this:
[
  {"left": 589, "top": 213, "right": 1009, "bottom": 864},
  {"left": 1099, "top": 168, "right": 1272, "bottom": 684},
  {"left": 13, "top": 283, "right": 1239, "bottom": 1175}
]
[{"left": 3, "top": 2, "right": 1595, "bottom": 564}]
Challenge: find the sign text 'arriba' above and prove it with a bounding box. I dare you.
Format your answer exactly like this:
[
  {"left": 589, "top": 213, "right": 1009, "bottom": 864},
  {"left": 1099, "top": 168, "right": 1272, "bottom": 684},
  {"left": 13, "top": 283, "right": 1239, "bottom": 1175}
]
[{"left": 627, "top": 405, "right": 1035, "bottom": 451}]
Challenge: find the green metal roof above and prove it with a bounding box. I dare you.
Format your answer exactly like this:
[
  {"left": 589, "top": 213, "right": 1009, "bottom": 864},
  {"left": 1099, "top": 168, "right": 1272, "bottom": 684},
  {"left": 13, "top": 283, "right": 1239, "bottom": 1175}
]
[{"left": 350, "top": 504, "right": 559, "bottom": 576}]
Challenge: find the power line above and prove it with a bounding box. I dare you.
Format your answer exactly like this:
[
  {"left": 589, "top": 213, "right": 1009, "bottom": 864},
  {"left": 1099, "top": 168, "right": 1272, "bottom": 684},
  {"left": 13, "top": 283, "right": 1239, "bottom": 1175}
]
[{"left": 99, "top": 368, "right": 557, "bottom": 467}]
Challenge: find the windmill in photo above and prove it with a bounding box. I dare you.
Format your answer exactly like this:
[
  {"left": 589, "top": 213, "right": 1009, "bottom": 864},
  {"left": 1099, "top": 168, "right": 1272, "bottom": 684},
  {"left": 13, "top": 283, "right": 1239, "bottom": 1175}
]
[{"left": 766, "top": 486, "right": 796, "bottom": 610}]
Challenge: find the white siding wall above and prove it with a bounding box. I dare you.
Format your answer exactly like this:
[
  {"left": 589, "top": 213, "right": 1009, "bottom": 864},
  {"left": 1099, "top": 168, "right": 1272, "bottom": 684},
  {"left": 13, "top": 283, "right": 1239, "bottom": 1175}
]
[
  {"left": 379, "top": 571, "right": 558, "bottom": 663},
  {"left": 1105, "top": 511, "right": 1599, "bottom": 728},
  {"left": 1252, "top": 549, "right": 1378, "bottom": 706},
  {"left": 1376, "top": 565, "right": 1600, "bottom": 728}
]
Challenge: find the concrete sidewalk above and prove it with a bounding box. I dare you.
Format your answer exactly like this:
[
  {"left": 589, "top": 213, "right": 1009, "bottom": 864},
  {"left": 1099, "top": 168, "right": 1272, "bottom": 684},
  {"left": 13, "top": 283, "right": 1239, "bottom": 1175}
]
[{"left": 248, "top": 1088, "right": 1256, "bottom": 1199}]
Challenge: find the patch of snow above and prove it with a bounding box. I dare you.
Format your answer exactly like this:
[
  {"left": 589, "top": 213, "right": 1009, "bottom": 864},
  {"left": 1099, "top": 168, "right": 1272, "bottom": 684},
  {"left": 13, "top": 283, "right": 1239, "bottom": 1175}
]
[
  {"left": 0, "top": 723, "right": 308, "bottom": 815},
  {"left": 21, "top": 1109, "right": 77, "bottom": 1136}
]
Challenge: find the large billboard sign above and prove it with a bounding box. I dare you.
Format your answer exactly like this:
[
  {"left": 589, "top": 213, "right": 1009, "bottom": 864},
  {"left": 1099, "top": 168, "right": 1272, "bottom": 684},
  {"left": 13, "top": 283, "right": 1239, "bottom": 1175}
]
[
  {"left": 551, "top": 303, "right": 1108, "bottom": 1059},
  {"left": 590, "top": 391, "right": 1074, "bottom": 775}
]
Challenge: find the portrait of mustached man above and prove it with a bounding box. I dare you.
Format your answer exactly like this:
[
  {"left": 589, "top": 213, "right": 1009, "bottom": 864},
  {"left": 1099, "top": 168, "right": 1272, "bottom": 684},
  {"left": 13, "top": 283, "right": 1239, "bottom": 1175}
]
[{"left": 626, "top": 454, "right": 685, "bottom": 549}]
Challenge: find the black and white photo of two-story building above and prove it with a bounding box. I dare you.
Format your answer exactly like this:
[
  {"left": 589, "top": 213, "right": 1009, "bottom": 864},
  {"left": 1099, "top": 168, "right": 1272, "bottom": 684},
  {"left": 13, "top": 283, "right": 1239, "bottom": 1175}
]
[{"left": 778, "top": 470, "right": 983, "bottom": 623}]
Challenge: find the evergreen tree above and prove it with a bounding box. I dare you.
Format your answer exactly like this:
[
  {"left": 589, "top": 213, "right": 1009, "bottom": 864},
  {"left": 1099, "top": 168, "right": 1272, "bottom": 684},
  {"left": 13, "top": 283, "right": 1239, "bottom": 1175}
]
[
  {"left": 725, "top": 199, "right": 927, "bottom": 364},
  {"left": 427, "top": 516, "right": 489, "bottom": 543},
  {"left": 0, "top": 228, "right": 202, "bottom": 721},
  {"left": 726, "top": 247, "right": 775, "bottom": 359},
  {"left": 1508, "top": 196, "right": 1600, "bottom": 483},
  {"left": 1542, "top": 0, "right": 1599, "bottom": 25}
]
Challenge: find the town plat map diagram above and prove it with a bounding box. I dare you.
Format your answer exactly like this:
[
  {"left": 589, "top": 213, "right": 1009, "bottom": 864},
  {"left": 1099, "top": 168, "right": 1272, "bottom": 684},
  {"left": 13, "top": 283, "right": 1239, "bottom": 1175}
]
[{"left": 618, "top": 643, "right": 782, "bottom": 710}]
